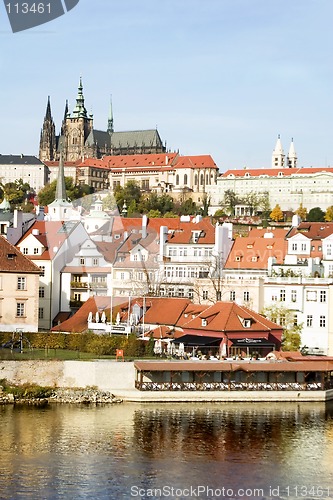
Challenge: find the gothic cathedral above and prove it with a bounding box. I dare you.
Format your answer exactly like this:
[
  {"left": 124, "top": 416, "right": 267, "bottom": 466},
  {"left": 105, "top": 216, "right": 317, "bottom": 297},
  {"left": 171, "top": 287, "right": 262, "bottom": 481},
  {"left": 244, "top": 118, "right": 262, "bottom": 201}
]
[{"left": 39, "top": 79, "right": 166, "bottom": 162}]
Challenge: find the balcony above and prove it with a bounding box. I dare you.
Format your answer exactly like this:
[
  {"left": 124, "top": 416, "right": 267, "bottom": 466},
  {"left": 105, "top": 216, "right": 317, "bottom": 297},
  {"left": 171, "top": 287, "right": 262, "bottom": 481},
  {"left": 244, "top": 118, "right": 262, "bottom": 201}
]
[
  {"left": 90, "top": 281, "right": 107, "bottom": 289},
  {"left": 70, "top": 281, "right": 88, "bottom": 289}
]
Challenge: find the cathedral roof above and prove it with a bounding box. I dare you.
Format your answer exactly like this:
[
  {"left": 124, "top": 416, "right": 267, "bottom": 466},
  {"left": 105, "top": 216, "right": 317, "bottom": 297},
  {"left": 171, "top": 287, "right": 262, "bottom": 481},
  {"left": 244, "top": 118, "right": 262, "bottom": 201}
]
[{"left": 85, "top": 128, "right": 164, "bottom": 150}]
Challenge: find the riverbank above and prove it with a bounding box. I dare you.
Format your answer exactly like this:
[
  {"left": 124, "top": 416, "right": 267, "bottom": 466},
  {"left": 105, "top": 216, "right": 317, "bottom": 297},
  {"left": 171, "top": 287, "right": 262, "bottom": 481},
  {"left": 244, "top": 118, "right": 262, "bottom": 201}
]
[{"left": 0, "top": 386, "right": 123, "bottom": 405}]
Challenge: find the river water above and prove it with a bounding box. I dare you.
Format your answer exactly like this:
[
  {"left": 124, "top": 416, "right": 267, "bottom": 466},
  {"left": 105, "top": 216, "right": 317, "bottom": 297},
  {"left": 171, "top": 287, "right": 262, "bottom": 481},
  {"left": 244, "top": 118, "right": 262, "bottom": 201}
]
[{"left": 0, "top": 402, "right": 332, "bottom": 500}]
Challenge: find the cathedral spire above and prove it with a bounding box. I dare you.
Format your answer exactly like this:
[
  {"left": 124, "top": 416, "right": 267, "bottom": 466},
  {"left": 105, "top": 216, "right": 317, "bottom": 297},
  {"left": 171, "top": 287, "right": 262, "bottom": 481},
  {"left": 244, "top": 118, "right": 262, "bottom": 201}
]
[
  {"left": 72, "top": 77, "right": 88, "bottom": 118},
  {"left": 39, "top": 96, "right": 56, "bottom": 162},
  {"left": 46, "top": 95, "right": 52, "bottom": 120},
  {"left": 108, "top": 95, "right": 114, "bottom": 133}
]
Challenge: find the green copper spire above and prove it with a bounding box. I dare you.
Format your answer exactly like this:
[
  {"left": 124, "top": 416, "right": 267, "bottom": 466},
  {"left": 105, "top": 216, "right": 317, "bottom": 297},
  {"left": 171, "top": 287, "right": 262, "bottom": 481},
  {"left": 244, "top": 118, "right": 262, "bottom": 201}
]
[
  {"left": 72, "top": 77, "right": 88, "bottom": 118},
  {"left": 107, "top": 95, "right": 114, "bottom": 133}
]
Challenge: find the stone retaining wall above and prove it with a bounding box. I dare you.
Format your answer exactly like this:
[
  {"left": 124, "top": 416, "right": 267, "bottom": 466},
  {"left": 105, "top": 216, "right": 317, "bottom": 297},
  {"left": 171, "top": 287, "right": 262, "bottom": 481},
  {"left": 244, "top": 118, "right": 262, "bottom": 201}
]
[{"left": 0, "top": 360, "right": 135, "bottom": 392}]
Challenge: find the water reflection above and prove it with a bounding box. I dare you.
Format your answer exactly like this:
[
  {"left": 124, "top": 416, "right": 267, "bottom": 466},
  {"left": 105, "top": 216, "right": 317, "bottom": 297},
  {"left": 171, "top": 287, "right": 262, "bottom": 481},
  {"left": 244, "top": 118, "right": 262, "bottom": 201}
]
[{"left": 0, "top": 402, "right": 332, "bottom": 499}]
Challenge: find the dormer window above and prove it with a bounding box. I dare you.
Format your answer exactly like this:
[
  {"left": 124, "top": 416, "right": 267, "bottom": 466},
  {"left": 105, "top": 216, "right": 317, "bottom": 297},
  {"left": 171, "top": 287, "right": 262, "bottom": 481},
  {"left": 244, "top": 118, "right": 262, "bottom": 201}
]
[
  {"left": 201, "top": 318, "right": 207, "bottom": 327},
  {"left": 7, "top": 253, "right": 16, "bottom": 260},
  {"left": 243, "top": 319, "right": 251, "bottom": 328}
]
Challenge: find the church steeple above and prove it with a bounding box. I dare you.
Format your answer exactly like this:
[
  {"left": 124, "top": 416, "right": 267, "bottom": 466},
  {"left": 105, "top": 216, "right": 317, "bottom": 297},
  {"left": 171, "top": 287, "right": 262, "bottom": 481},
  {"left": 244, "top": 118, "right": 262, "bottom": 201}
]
[
  {"left": 107, "top": 95, "right": 114, "bottom": 133},
  {"left": 72, "top": 77, "right": 88, "bottom": 118},
  {"left": 39, "top": 96, "right": 56, "bottom": 162},
  {"left": 55, "top": 147, "right": 67, "bottom": 203},
  {"left": 47, "top": 146, "right": 72, "bottom": 221},
  {"left": 287, "top": 138, "right": 297, "bottom": 168},
  {"left": 272, "top": 134, "right": 285, "bottom": 169}
]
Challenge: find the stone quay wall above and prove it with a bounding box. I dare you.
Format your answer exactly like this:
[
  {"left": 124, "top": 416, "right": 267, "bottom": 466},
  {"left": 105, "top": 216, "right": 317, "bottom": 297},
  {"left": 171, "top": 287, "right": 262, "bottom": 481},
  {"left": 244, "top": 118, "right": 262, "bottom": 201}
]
[{"left": 0, "top": 360, "right": 136, "bottom": 392}]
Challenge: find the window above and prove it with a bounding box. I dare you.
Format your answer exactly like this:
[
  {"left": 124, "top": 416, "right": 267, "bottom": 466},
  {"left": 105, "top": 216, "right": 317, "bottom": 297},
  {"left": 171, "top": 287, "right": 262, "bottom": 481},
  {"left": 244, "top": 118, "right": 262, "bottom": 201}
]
[
  {"left": 74, "top": 293, "right": 81, "bottom": 302},
  {"left": 38, "top": 308, "right": 44, "bottom": 319},
  {"left": 202, "top": 290, "right": 208, "bottom": 300},
  {"left": 292, "top": 243, "right": 297, "bottom": 251},
  {"left": 120, "top": 272, "right": 125, "bottom": 280},
  {"left": 280, "top": 289, "right": 286, "bottom": 301},
  {"left": 201, "top": 318, "right": 207, "bottom": 327},
  {"left": 230, "top": 291, "right": 236, "bottom": 301},
  {"left": 93, "top": 258, "right": 98, "bottom": 266},
  {"left": 184, "top": 174, "right": 188, "bottom": 185},
  {"left": 188, "top": 288, "right": 194, "bottom": 299},
  {"left": 301, "top": 243, "right": 306, "bottom": 251},
  {"left": 39, "top": 266, "right": 45, "bottom": 277},
  {"left": 39, "top": 287, "right": 45, "bottom": 298},
  {"left": 307, "top": 315, "right": 313, "bottom": 327},
  {"left": 17, "top": 277, "right": 26, "bottom": 290},
  {"left": 16, "top": 302, "right": 25, "bottom": 317},
  {"left": 320, "top": 291, "right": 326, "bottom": 303},
  {"left": 34, "top": 248, "right": 39, "bottom": 255},
  {"left": 243, "top": 291, "right": 250, "bottom": 301},
  {"left": 293, "top": 314, "right": 298, "bottom": 327},
  {"left": 320, "top": 315, "right": 326, "bottom": 328},
  {"left": 291, "top": 290, "right": 297, "bottom": 302},
  {"left": 23, "top": 247, "right": 28, "bottom": 255},
  {"left": 178, "top": 288, "right": 185, "bottom": 297},
  {"left": 306, "top": 290, "right": 317, "bottom": 301},
  {"left": 80, "top": 258, "right": 85, "bottom": 265},
  {"left": 243, "top": 319, "right": 251, "bottom": 328}
]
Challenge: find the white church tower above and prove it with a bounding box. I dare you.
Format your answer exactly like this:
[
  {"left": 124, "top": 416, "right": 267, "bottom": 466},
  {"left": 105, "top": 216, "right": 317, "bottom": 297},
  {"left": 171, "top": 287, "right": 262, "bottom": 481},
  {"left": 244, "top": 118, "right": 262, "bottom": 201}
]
[
  {"left": 272, "top": 135, "right": 285, "bottom": 168},
  {"left": 287, "top": 138, "right": 297, "bottom": 168}
]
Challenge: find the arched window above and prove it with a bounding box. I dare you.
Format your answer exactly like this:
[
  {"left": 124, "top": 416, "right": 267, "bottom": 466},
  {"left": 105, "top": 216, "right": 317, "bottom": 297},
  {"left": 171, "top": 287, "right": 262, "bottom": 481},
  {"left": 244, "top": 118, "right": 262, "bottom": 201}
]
[
  {"left": 200, "top": 174, "right": 204, "bottom": 185},
  {"left": 206, "top": 174, "right": 209, "bottom": 184},
  {"left": 184, "top": 174, "right": 188, "bottom": 185},
  {"left": 194, "top": 175, "right": 198, "bottom": 185},
  {"left": 176, "top": 174, "right": 179, "bottom": 185}
]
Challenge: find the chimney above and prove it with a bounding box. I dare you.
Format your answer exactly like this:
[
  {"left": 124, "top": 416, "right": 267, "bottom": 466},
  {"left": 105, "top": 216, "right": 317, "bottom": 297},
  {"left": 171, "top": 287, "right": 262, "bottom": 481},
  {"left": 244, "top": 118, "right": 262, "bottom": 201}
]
[
  {"left": 13, "top": 209, "right": 23, "bottom": 229},
  {"left": 142, "top": 214, "right": 148, "bottom": 239}
]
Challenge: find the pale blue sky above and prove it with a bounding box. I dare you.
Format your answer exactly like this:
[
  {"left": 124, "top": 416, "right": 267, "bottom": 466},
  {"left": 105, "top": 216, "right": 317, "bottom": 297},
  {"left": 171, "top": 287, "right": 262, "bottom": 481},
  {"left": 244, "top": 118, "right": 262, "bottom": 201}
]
[{"left": 0, "top": 0, "right": 332, "bottom": 171}]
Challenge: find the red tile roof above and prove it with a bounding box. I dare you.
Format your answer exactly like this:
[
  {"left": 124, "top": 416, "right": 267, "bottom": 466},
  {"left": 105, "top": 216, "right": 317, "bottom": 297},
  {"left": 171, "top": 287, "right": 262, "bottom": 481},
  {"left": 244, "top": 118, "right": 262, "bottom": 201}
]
[
  {"left": 222, "top": 166, "right": 333, "bottom": 177},
  {"left": 225, "top": 234, "right": 287, "bottom": 270},
  {"left": 0, "top": 236, "right": 41, "bottom": 273}
]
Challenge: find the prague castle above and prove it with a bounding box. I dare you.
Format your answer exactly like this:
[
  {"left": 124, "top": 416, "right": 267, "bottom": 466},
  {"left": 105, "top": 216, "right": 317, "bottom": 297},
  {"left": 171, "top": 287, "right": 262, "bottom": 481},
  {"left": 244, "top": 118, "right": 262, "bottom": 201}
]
[{"left": 39, "top": 78, "right": 166, "bottom": 162}]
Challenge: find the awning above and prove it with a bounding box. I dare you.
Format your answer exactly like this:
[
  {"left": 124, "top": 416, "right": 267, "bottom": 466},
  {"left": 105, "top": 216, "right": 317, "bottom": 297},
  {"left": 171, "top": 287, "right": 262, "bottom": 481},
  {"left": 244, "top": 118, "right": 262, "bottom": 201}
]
[
  {"left": 173, "top": 335, "right": 222, "bottom": 346},
  {"left": 231, "top": 338, "right": 275, "bottom": 347}
]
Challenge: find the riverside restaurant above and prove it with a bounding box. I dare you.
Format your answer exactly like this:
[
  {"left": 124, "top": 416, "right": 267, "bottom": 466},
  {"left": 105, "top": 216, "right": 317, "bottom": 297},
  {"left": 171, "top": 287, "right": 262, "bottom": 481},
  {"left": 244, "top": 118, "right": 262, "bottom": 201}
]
[{"left": 134, "top": 358, "right": 333, "bottom": 392}]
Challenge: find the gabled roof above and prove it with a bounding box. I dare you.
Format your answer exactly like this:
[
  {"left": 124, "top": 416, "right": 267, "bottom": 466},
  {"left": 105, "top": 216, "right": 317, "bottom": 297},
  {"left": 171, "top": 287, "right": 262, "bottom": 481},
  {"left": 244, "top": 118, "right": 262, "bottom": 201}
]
[
  {"left": 287, "top": 222, "right": 333, "bottom": 240},
  {"left": 0, "top": 236, "right": 40, "bottom": 273},
  {"left": 16, "top": 220, "right": 82, "bottom": 260},
  {"left": 104, "top": 152, "right": 177, "bottom": 168},
  {"left": 178, "top": 301, "right": 281, "bottom": 335}
]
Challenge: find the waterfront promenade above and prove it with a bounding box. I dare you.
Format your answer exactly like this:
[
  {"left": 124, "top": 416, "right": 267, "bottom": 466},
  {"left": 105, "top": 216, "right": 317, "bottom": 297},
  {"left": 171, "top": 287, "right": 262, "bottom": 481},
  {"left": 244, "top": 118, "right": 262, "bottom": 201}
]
[{"left": 1, "top": 358, "right": 333, "bottom": 403}]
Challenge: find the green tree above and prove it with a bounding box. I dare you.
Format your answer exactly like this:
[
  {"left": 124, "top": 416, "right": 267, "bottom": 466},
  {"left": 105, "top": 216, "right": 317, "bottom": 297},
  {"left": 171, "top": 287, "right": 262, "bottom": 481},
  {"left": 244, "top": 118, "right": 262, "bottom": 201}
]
[
  {"left": 270, "top": 204, "right": 284, "bottom": 222},
  {"left": 177, "top": 197, "right": 198, "bottom": 215},
  {"left": 38, "top": 178, "right": 92, "bottom": 206},
  {"left": 307, "top": 207, "right": 325, "bottom": 222},
  {"left": 199, "top": 194, "right": 211, "bottom": 216},
  {"left": 222, "top": 189, "right": 239, "bottom": 216},
  {"left": 324, "top": 206, "right": 333, "bottom": 222},
  {"left": 140, "top": 192, "right": 174, "bottom": 215},
  {"left": 114, "top": 181, "right": 142, "bottom": 213},
  {"left": 243, "top": 191, "right": 262, "bottom": 216},
  {"left": 262, "top": 304, "right": 302, "bottom": 351},
  {"left": 2, "top": 179, "right": 32, "bottom": 206},
  {"left": 147, "top": 209, "right": 161, "bottom": 218}
]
